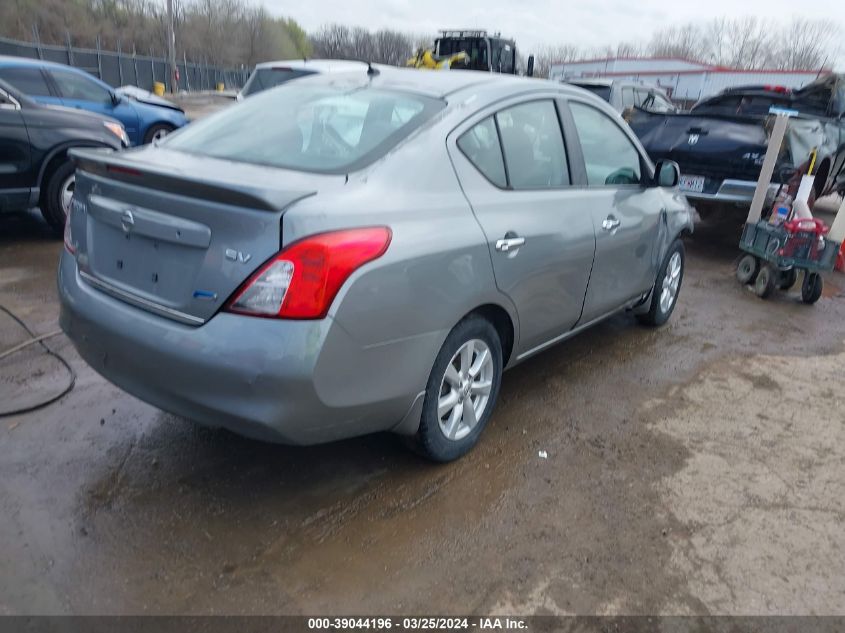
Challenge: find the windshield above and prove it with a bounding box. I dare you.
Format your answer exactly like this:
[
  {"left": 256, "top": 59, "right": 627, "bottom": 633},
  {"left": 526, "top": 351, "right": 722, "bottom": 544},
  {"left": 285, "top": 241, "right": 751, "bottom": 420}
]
[
  {"left": 165, "top": 84, "right": 444, "bottom": 173},
  {"left": 240, "top": 68, "right": 315, "bottom": 97},
  {"left": 573, "top": 84, "right": 612, "bottom": 103}
]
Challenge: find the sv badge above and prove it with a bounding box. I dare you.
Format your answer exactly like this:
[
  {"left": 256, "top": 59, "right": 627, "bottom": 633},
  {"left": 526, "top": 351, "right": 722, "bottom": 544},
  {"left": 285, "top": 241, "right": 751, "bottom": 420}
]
[{"left": 225, "top": 248, "right": 252, "bottom": 264}]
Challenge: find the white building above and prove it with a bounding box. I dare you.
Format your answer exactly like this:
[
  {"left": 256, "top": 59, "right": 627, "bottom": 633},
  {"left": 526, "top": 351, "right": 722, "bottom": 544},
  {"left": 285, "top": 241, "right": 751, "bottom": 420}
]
[{"left": 549, "top": 56, "right": 830, "bottom": 105}]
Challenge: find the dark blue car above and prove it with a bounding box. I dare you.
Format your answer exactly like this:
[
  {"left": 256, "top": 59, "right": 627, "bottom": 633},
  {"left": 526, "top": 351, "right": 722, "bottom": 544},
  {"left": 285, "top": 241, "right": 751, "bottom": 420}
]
[{"left": 0, "top": 56, "right": 188, "bottom": 145}]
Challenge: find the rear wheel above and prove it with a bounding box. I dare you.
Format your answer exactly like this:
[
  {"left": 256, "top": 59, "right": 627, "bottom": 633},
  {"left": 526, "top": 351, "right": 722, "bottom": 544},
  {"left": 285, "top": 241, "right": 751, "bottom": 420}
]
[
  {"left": 736, "top": 254, "right": 759, "bottom": 285},
  {"left": 801, "top": 272, "right": 823, "bottom": 304},
  {"left": 40, "top": 160, "right": 75, "bottom": 234},
  {"left": 754, "top": 265, "right": 776, "bottom": 298},
  {"left": 637, "top": 239, "right": 685, "bottom": 327},
  {"left": 412, "top": 315, "right": 503, "bottom": 462}
]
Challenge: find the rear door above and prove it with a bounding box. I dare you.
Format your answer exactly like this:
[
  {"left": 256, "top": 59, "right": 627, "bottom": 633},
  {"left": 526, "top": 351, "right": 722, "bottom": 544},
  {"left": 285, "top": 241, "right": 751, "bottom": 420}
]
[
  {"left": 448, "top": 97, "right": 596, "bottom": 356},
  {"left": 0, "top": 88, "right": 31, "bottom": 209},
  {"left": 564, "top": 99, "right": 664, "bottom": 322}
]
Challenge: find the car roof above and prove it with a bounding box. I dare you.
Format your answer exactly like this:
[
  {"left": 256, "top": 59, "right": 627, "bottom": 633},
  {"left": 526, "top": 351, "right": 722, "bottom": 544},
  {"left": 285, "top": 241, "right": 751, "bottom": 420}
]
[
  {"left": 0, "top": 55, "right": 83, "bottom": 72},
  {"left": 569, "top": 78, "right": 615, "bottom": 87},
  {"left": 297, "top": 66, "right": 583, "bottom": 101},
  {"left": 252, "top": 59, "right": 370, "bottom": 72}
]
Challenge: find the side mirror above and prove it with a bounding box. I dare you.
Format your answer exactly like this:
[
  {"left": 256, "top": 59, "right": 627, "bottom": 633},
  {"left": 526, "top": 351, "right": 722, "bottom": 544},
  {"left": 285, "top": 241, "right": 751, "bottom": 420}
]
[
  {"left": 526, "top": 55, "right": 535, "bottom": 78},
  {"left": 655, "top": 159, "right": 680, "bottom": 188}
]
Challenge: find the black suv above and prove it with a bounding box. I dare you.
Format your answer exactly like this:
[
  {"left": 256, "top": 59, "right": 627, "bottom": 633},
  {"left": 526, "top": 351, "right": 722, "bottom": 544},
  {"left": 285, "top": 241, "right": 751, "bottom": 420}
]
[{"left": 0, "top": 78, "right": 127, "bottom": 232}]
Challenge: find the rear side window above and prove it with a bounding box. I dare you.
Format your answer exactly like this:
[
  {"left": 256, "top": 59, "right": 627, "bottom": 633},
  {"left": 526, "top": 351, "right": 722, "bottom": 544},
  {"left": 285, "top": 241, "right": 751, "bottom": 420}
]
[
  {"left": 457, "top": 116, "right": 506, "bottom": 187},
  {"left": 570, "top": 102, "right": 642, "bottom": 186},
  {"left": 497, "top": 101, "right": 569, "bottom": 189},
  {"left": 165, "top": 85, "right": 444, "bottom": 173},
  {"left": 51, "top": 69, "right": 112, "bottom": 103},
  {"left": 0, "top": 66, "right": 52, "bottom": 97},
  {"left": 241, "top": 68, "right": 314, "bottom": 97}
]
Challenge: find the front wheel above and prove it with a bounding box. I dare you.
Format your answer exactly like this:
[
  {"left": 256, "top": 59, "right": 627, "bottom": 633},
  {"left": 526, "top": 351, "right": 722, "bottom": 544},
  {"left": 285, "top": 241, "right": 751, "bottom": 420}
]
[
  {"left": 412, "top": 315, "right": 503, "bottom": 462},
  {"left": 801, "top": 272, "right": 823, "bottom": 304},
  {"left": 637, "top": 239, "right": 685, "bottom": 327},
  {"left": 143, "top": 123, "right": 175, "bottom": 144},
  {"left": 40, "top": 160, "right": 75, "bottom": 233}
]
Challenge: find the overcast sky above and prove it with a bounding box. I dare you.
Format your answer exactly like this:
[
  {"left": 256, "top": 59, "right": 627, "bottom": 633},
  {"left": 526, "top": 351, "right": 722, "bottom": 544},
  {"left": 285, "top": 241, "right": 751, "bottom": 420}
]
[{"left": 260, "top": 0, "right": 844, "bottom": 68}]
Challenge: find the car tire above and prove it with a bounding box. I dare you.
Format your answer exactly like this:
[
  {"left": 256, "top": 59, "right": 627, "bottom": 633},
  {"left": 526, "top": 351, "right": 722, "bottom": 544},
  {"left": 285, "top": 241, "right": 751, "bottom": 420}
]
[
  {"left": 143, "top": 123, "right": 175, "bottom": 145},
  {"left": 754, "top": 265, "right": 776, "bottom": 298},
  {"left": 778, "top": 268, "right": 798, "bottom": 291},
  {"left": 637, "top": 239, "right": 685, "bottom": 327},
  {"left": 40, "top": 160, "right": 75, "bottom": 234},
  {"left": 801, "top": 272, "right": 823, "bottom": 304},
  {"left": 412, "top": 315, "right": 503, "bottom": 462},
  {"left": 736, "top": 254, "right": 759, "bottom": 285}
]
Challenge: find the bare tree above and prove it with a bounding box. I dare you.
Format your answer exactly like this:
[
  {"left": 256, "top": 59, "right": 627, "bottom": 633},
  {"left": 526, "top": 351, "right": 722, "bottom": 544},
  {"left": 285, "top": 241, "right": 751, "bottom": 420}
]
[{"left": 774, "top": 17, "right": 840, "bottom": 70}]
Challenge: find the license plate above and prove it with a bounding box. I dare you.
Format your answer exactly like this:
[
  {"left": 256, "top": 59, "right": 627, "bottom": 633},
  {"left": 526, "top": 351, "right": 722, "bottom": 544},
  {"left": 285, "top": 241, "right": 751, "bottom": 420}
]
[{"left": 679, "top": 175, "right": 705, "bottom": 193}]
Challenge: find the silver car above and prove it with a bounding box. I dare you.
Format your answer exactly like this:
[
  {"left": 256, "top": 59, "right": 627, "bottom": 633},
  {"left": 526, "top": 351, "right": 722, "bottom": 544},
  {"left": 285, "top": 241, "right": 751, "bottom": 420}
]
[{"left": 58, "top": 69, "right": 693, "bottom": 462}]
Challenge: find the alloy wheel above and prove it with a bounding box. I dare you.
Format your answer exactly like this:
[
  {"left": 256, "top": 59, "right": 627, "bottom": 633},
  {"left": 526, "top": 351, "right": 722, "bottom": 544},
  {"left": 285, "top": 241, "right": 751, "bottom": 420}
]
[
  {"left": 60, "top": 174, "right": 75, "bottom": 218},
  {"left": 659, "top": 251, "right": 682, "bottom": 313},
  {"left": 437, "top": 338, "right": 494, "bottom": 441}
]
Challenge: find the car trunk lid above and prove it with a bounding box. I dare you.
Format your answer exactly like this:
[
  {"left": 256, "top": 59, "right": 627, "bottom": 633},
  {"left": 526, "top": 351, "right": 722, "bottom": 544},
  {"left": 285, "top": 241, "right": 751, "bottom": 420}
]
[{"left": 69, "top": 147, "right": 342, "bottom": 324}]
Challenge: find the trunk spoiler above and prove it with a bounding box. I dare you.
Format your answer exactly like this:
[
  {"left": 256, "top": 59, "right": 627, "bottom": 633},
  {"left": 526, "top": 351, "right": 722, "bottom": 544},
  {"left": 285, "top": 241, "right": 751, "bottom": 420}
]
[{"left": 69, "top": 148, "right": 314, "bottom": 213}]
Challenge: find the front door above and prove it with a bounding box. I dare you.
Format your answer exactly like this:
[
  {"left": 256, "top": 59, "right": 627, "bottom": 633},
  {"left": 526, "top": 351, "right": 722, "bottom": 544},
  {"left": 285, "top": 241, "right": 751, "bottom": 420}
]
[
  {"left": 48, "top": 68, "right": 139, "bottom": 142},
  {"left": 565, "top": 99, "right": 664, "bottom": 322},
  {"left": 449, "top": 98, "right": 597, "bottom": 356},
  {"left": 0, "top": 93, "right": 31, "bottom": 210}
]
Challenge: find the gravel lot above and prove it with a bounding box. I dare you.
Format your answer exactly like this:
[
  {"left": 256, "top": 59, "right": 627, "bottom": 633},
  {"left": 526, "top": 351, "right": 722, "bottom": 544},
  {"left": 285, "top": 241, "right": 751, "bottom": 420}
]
[{"left": 1, "top": 196, "right": 843, "bottom": 615}]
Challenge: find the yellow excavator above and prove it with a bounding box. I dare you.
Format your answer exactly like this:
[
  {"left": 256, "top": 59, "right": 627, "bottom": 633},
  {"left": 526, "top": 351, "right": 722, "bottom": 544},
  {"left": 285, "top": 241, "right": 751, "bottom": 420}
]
[{"left": 407, "top": 29, "right": 534, "bottom": 75}]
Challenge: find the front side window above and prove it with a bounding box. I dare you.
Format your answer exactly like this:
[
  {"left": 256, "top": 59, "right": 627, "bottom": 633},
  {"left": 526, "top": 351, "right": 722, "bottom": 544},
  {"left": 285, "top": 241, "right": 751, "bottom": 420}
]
[
  {"left": 457, "top": 116, "right": 506, "bottom": 187},
  {"left": 569, "top": 102, "right": 642, "bottom": 186},
  {"left": 165, "top": 85, "right": 443, "bottom": 173},
  {"left": 496, "top": 100, "right": 569, "bottom": 189},
  {"left": 51, "top": 70, "right": 112, "bottom": 103},
  {"left": 0, "top": 66, "right": 51, "bottom": 97}
]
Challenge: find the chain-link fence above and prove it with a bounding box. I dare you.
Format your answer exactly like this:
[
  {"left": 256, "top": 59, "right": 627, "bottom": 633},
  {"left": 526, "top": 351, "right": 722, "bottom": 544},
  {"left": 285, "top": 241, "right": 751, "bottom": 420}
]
[{"left": 0, "top": 35, "right": 249, "bottom": 92}]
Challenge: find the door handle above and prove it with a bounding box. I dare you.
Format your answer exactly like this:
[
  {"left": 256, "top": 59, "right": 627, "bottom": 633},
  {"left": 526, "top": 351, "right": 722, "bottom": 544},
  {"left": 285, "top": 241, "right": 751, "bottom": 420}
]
[
  {"left": 495, "top": 236, "right": 525, "bottom": 252},
  {"left": 601, "top": 216, "right": 621, "bottom": 231}
]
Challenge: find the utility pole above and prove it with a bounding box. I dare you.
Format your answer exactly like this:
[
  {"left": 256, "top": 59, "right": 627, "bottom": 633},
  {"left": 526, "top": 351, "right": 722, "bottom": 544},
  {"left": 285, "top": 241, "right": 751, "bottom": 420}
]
[{"left": 166, "top": 0, "right": 177, "bottom": 92}]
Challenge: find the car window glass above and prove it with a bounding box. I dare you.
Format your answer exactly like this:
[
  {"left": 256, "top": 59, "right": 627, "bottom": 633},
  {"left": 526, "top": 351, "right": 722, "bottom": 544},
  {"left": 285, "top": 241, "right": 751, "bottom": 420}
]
[
  {"left": 457, "top": 116, "right": 506, "bottom": 188},
  {"left": 0, "top": 66, "right": 51, "bottom": 97},
  {"left": 496, "top": 100, "right": 569, "bottom": 189},
  {"left": 570, "top": 102, "right": 642, "bottom": 186},
  {"left": 51, "top": 70, "right": 112, "bottom": 103},
  {"left": 650, "top": 94, "right": 674, "bottom": 112},
  {"left": 621, "top": 87, "right": 635, "bottom": 108},
  {"left": 166, "top": 85, "right": 442, "bottom": 173},
  {"left": 634, "top": 90, "right": 648, "bottom": 107}
]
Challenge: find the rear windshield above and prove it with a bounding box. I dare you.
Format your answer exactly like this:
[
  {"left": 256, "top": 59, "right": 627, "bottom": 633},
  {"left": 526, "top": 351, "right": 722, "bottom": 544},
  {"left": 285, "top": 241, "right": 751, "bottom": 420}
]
[
  {"left": 240, "top": 67, "right": 314, "bottom": 97},
  {"left": 165, "top": 84, "right": 445, "bottom": 173},
  {"left": 572, "top": 84, "right": 611, "bottom": 103},
  {"left": 692, "top": 94, "right": 791, "bottom": 116}
]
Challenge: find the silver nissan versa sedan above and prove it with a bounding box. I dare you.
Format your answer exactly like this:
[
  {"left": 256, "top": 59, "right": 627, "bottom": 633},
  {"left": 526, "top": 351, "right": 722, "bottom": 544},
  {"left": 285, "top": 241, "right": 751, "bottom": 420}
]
[{"left": 58, "top": 68, "right": 693, "bottom": 462}]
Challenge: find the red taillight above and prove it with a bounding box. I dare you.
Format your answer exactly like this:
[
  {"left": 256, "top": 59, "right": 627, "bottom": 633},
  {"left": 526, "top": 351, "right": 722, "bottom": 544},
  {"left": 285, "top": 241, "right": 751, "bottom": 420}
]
[{"left": 225, "top": 227, "right": 392, "bottom": 319}]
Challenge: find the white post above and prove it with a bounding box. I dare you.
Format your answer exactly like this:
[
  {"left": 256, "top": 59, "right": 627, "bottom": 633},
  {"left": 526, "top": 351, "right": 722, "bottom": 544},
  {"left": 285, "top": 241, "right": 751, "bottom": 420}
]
[
  {"left": 828, "top": 196, "right": 845, "bottom": 244},
  {"left": 746, "top": 114, "right": 790, "bottom": 224}
]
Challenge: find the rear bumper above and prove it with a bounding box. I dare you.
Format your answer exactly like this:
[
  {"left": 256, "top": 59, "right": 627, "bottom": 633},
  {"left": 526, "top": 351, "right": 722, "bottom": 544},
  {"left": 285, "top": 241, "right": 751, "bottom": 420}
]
[
  {"left": 58, "top": 252, "right": 424, "bottom": 444},
  {"left": 684, "top": 179, "right": 779, "bottom": 205}
]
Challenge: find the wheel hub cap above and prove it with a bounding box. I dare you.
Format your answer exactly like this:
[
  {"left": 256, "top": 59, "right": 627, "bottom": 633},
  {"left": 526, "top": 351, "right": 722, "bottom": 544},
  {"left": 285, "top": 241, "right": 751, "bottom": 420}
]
[
  {"left": 437, "top": 338, "right": 494, "bottom": 441},
  {"left": 659, "top": 252, "right": 682, "bottom": 314}
]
